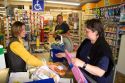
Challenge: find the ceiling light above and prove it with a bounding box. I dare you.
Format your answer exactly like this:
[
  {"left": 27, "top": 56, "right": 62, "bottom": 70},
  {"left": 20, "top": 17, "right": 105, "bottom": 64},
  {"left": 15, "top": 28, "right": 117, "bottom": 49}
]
[
  {"left": 45, "top": 1, "right": 80, "bottom": 6},
  {"left": 13, "top": 0, "right": 80, "bottom": 6}
]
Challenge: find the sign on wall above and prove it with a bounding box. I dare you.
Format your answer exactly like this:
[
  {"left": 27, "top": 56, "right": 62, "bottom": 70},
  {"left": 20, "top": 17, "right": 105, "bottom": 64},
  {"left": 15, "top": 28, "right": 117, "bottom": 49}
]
[{"left": 32, "top": 0, "right": 44, "bottom": 11}]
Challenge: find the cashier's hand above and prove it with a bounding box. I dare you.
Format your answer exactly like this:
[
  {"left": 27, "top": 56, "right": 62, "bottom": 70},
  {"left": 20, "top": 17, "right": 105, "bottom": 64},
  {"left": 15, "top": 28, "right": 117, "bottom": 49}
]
[
  {"left": 56, "top": 53, "right": 66, "bottom": 58},
  {"left": 71, "top": 58, "right": 85, "bottom": 68}
]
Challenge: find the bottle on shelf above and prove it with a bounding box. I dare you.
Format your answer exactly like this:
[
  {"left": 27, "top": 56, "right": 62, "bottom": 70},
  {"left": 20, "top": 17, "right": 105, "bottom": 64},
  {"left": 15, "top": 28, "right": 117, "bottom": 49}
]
[{"left": 36, "top": 35, "right": 40, "bottom": 50}]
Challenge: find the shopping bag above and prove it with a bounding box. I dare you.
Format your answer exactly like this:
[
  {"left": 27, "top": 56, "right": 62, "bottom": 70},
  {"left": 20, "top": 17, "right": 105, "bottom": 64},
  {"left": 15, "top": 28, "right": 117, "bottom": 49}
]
[
  {"left": 31, "top": 66, "right": 60, "bottom": 83},
  {"left": 65, "top": 51, "right": 88, "bottom": 83},
  {"left": 50, "top": 49, "right": 65, "bottom": 62}
]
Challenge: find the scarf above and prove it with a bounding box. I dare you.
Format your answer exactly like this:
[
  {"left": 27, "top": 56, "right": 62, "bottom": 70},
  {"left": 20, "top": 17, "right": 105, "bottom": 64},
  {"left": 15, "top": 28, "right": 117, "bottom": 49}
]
[{"left": 89, "top": 37, "right": 114, "bottom": 77}]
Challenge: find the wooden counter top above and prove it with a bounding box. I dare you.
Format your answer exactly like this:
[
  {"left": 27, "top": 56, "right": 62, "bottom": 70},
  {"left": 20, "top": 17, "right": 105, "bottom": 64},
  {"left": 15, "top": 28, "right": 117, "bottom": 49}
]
[{"left": 32, "top": 52, "right": 77, "bottom": 82}]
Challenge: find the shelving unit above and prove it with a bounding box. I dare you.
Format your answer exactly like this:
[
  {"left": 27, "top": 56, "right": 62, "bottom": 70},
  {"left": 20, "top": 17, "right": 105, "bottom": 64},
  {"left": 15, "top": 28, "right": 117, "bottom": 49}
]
[
  {"left": 68, "top": 12, "right": 96, "bottom": 51},
  {"left": 12, "top": 9, "right": 54, "bottom": 43},
  {"left": 0, "top": 18, "right": 5, "bottom": 47},
  {"left": 0, "top": 6, "right": 11, "bottom": 47},
  {"left": 68, "top": 12, "right": 81, "bottom": 50},
  {"left": 94, "top": 3, "right": 125, "bottom": 64},
  {"left": 5, "top": 9, "right": 83, "bottom": 50},
  {"left": 104, "top": 22, "right": 119, "bottom": 63}
]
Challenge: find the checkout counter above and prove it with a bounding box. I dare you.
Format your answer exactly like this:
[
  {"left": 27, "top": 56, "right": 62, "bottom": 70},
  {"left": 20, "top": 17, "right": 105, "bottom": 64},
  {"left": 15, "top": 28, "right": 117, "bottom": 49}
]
[
  {"left": 0, "top": 43, "right": 75, "bottom": 83},
  {"left": 30, "top": 46, "right": 75, "bottom": 83},
  {"left": 0, "top": 35, "right": 76, "bottom": 83},
  {"left": 0, "top": 52, "right": 74, "bottom": 83}
]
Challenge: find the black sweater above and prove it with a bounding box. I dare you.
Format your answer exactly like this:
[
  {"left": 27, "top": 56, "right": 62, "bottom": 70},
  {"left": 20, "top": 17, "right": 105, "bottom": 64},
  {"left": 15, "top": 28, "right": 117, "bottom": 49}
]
[{"left": 77, "top": 37, "right": 114, "bottom": 77}]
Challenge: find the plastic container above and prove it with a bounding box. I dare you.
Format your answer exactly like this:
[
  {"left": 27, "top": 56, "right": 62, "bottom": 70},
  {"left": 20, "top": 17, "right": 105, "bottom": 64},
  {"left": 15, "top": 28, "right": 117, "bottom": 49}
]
[
  {"left": 50, "top": 49, "right": 65, "bottom": 62},
  {"left": 0, "top": 45, "right": 6, "bottom": 69}
]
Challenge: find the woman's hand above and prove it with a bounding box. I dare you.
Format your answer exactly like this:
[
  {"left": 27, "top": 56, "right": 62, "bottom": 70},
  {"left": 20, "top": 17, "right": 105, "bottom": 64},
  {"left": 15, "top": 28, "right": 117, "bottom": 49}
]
[
  {"left": 56, "top": 53, "right": 66, "bottom": 58},
  {"left": 71, "top": 58, "right": 85, "bottom": 68},
  {"left": 55, "top": 50, "right": 69, "bottom": 58},
  {"left": 72, "top": 58, "right": 106, "bottom": 77}
]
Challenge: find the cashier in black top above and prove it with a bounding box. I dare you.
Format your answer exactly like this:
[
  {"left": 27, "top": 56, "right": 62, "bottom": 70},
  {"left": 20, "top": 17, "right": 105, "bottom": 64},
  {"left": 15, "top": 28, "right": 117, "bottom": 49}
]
[{"left": 56, "top": 19, "right": 114, "bottom": 83}]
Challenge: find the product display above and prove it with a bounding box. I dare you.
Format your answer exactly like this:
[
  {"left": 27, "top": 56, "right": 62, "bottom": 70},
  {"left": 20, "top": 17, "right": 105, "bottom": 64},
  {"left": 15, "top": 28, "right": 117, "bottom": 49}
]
[
  {"left": 68, "top": 12, "right": 83, "bottom": 51},
  {"left": 47, "top": 62, "right": 67, "bottom": 76},
  {"left": 0, "top": 19, "right": 5, "bottom": 47},
  {"left": 104, "top": 23, "right": 119, "bottom": 63}
]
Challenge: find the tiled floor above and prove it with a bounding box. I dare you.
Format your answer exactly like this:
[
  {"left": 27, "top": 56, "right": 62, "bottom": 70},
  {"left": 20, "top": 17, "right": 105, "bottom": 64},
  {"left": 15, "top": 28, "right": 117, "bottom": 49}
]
[{"left": 115, "top": 72, "right": 125, "bottom": 83}]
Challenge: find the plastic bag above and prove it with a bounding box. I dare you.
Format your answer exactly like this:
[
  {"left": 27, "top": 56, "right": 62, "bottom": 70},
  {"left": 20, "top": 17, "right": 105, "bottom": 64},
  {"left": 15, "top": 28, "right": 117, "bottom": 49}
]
[
  {"left": 65, "top": 51, "right": 88, "bottom": 83},
  {"left": 31, "top": 66, "right": 60, "bottom": 83}
]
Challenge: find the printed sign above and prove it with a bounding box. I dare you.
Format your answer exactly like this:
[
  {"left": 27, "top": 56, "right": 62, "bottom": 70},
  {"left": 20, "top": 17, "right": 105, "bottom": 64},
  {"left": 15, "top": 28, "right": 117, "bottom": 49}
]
[{"left": 32, "top": 0, "right": 44, "bottom": 11}]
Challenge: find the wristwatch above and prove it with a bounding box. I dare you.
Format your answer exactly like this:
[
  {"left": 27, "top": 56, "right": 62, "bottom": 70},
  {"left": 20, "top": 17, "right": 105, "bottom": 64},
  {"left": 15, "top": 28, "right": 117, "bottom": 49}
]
[{"left": 83, "top": 62, "right": 87, "bottom": 69}]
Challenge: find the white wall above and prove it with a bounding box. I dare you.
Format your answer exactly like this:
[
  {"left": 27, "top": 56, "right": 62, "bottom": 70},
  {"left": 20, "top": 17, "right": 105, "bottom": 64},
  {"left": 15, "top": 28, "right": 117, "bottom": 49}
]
[{"left": 117, "top": 35, "right": 125, "bottom": 74}]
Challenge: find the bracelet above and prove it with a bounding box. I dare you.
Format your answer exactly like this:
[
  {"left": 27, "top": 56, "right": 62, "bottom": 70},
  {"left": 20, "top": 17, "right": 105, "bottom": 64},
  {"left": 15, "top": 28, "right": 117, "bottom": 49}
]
[{"left": 83, "top": 62, "right": 87, "bottom": 69}]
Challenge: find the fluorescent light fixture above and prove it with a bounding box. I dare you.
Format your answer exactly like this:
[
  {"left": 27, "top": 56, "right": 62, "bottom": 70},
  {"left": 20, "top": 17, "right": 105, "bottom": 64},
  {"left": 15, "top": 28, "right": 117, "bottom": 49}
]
[
  {"left": 50, "top": 9, "right": 72, "bottom": 12},
  {"left": 13, "top": 0, "right": 80, "bottom": 6},
  {"left": 0, "top": 7, "right": 5, "bottom": 8},
  {"left": 45, "top": 1, "right": 80, "bottom": 6},
  {"left": 0, "top": 11, "right": 6, "bottom": 13}
]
